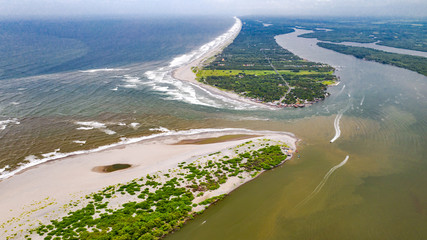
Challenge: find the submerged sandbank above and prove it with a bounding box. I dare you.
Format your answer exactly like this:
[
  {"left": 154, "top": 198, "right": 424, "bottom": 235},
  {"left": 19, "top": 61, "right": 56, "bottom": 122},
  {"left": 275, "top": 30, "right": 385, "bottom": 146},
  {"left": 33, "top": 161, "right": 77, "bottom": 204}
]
[
  {"left": 174, "top": 134, "right": 261, "bottom": 145},
  {"left": 92, "top": 163, "right": 132, "bottom": 173}
]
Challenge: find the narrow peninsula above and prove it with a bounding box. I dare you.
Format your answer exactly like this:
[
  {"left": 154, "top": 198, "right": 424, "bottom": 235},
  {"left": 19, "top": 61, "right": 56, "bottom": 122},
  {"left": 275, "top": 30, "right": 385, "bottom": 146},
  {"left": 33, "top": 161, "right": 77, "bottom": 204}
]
[{"left": 174, "top": 18, "right": 338, "bottom": 108}]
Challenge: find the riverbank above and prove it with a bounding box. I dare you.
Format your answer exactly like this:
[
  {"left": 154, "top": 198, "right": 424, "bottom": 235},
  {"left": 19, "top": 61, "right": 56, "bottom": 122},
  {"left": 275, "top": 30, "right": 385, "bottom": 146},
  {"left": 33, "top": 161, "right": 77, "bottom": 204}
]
[{"left": 0, "top": 129, "right": 297, "bottom": 239}]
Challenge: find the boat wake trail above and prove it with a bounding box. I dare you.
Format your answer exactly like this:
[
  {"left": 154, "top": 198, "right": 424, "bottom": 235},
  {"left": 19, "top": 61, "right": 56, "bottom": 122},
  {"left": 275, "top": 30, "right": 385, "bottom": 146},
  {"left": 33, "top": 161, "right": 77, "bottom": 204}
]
[
  {"left": 330, "top": 103, "right": 351, "bottom": 143},
  {"left": 295, "top": 155, "right": 349, "bottom": 209},
  {"left": 330, "top": 112, "right": 343, "bottom": 143},
  {"left": 360, "top": 95, "right": 365, "bottom": 106},
  {"left": 338, "top": 84, "right": 346, "bottom": 95}
]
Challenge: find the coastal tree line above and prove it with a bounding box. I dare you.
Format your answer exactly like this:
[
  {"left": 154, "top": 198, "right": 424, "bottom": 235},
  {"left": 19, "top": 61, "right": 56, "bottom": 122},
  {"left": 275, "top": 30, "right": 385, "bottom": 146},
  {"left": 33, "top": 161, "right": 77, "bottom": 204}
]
[
  {"left": 199, "top": 19, "right": 337, "bottom": 105},
  {"left": 28, "top": 141, "right": 291, "bottom": 240},
  {"left": 318, "top": 42, "right": 427, "bottom": 77}
]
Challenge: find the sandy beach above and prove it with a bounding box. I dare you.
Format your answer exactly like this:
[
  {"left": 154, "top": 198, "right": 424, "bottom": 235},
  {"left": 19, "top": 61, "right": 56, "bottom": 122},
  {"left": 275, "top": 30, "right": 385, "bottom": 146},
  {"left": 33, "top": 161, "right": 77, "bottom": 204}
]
[
  {"left": 0, "top": 129, "right": 296, "bottom": 239},
  {"left": 171, "top": 17, "right": 272, "bottom": 109}
]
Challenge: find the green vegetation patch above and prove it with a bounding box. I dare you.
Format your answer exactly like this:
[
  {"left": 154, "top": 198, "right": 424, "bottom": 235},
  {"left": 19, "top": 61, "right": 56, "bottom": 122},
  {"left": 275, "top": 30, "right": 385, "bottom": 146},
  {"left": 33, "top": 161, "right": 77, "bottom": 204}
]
[
  {"left": 199, "top": 194, "right": 226, "bottom": 205},
  {"left": 30, "top": 139, "right": 291, "bottom": 240},
  {"left": 318, "top": 42, "right": 427, "bottom": 77},
  {"left": 197, "top": 69, "right": 328, "bottom": 78},
  {"left": 198, "top": 19, "right": 337, "bottom": 104},
  {"left": 298, "top": 19, "right": 427, "bottom": 52}
]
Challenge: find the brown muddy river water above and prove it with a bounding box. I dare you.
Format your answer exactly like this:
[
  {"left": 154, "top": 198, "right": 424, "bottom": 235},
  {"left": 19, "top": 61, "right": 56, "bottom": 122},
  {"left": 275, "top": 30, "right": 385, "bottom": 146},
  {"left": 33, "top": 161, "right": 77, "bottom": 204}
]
[{"left": 167, "top": 30, "right": 427, "bottom": 240}]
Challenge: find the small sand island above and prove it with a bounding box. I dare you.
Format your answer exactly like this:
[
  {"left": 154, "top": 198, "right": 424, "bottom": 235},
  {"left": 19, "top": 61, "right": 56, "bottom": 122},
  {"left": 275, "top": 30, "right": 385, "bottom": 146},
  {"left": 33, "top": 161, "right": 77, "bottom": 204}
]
[
  {"left": 0, "top": 129, "right": 296, "bottom": 239},
  {"left": 173, "top": 18, "right": 338, "bottom": 108}
]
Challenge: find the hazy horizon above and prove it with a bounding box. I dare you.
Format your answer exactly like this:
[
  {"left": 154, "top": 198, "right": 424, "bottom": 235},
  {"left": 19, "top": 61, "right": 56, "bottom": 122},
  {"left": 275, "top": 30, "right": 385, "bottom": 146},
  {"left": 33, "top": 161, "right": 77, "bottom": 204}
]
[{"left": 1, "top": 0, "right": 426, "bottom": 19}]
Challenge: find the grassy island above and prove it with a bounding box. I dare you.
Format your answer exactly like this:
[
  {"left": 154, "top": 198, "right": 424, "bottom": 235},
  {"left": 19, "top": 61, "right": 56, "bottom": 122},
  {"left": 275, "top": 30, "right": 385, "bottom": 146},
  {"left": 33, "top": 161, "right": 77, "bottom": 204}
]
[
  {"left": 16, "top": 138, "right": 293, "bottom": 240},
  {"left": 196, "top": 19, "right": 337, "bottom": 106}
]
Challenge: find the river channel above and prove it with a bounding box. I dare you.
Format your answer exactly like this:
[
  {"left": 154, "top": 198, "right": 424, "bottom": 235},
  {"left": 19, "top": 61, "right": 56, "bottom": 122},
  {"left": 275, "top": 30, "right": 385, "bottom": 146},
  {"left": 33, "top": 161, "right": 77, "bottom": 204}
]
[{"left": 167, "top": 29, "right": 427, "bottom": 240}]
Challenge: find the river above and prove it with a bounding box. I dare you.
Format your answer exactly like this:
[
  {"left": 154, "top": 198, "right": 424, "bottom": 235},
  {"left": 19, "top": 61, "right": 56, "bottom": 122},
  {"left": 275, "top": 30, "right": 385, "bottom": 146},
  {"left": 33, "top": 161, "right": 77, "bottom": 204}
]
[{"left": 167, "top": 29, "right": 427, "bottom": 239}]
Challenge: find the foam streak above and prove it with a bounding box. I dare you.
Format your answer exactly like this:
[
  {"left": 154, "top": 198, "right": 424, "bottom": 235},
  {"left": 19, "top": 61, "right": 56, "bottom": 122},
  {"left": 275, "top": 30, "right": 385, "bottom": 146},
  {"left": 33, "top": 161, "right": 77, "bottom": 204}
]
[
  {"left": 330, "top": 112, "right": 343, "bottom": 143},
  {"left": 296, "top": 155, "right": 349, "bottom": 208}
]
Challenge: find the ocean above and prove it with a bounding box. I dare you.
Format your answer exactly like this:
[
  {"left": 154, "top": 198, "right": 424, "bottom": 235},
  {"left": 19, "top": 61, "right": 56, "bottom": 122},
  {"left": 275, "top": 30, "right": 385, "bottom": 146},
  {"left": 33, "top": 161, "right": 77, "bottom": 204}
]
[{"left": 0, "top": 16, "right": 243, "bottom": 178}]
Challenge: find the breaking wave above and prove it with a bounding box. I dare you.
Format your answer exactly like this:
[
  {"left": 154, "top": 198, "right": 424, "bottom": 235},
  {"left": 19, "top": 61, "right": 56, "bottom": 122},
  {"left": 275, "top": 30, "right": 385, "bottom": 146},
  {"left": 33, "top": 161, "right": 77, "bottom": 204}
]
[
  {"left": 0, "top": 118, "right": 20, "bottom": 131},
  {"left": 75, "top": 121, "right": 116, "bottom": 135},
  {"left": 79, "top": 68, "right": 129, "bottom": 73},
  {"left": 138, "top": 17, "right": 259, "bottom": 110}
]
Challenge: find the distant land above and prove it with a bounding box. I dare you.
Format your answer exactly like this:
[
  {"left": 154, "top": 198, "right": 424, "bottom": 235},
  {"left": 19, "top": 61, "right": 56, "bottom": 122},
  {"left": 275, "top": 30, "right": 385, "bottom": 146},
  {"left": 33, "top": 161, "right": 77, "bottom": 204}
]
[
  {"left": 317, "top": 42, "right": 427, "bottom": 77},
  {"left": 195, "top": 18, "right": 338, "bottom": 108},
  {"left": 296, "top": 18, "right": 427, "bottom": 52},
  {"left": 288, "top": 18, "right": 427, "bottom": 77}
]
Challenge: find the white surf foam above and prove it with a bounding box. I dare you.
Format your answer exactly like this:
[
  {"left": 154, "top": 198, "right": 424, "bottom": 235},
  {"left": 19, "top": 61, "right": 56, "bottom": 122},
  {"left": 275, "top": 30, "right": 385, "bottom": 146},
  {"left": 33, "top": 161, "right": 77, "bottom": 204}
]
[
  {"left": 0, "top": 118, "right": 20, "bottom": 131},
  {"left": 80, "top": 68, "right": 129, "bottom": 73},
  {"left": 149, "top": 127, "right": 170, "bottom": 132},
  {"left": 120, "top": 75, "right": 145, "bottom": 89},
  {"left": 103, "top": 129, "right": 116, "bottom": 135},
  {"left": 129, "top": 122, "right": 140, "bottom": 129},
  {"left": 75, "top": 121, "right": 116, "bottom": 135},
  {"left": 139, "top": 17, "right": 259, "bottom": 110},
  {"left": 73, "top": 140, "right": 86, "bottom": 145},
  {"left": 0, "top": 128, "right": 293, "bottom": 180},
  {"left": 169, "top": 17, "right": 241, "bottom": 68},
  {"left": 0, "top": 165, "right": 9, "bottom": 174},
  {"left": 41, "top": 149, "right": 61, "bottom": 158},
  {"left": 296, "top": 155, "right": 349, "bottom": 208}
]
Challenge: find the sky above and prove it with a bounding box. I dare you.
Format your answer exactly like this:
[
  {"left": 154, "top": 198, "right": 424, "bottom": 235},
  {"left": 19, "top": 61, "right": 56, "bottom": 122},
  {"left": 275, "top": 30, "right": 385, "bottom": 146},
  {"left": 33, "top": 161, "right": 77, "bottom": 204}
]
[{"left": 1, "top": 0, "right": 426, "bottom": 19}]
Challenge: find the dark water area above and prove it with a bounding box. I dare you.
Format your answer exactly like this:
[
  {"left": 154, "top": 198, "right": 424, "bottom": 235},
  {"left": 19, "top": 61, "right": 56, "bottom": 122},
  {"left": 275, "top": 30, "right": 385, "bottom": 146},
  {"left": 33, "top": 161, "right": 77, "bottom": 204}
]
[{"left": 0, "top": 17, "right": 234, "bottom": 80}]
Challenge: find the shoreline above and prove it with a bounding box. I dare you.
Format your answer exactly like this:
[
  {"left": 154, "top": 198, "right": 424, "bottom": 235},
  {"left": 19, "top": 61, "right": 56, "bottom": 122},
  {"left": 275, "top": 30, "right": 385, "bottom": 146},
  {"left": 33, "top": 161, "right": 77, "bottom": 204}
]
[
  {"left": 0, "top": 127, "right": 266, "bottom": 181},
  {"left": 0, "top": 129, "right": 297, "bottom": 239},
  {"left": 172, "top": 19, "right": 339, "bottom": 109},
  {"left": 171, "top": 17, "right": 274, "bottom": 110}
]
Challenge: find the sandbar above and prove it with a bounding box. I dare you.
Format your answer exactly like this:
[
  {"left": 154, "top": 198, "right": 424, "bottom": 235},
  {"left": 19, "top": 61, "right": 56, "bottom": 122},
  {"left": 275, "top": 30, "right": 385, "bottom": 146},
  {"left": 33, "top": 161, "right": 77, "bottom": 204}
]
[{"left": 0, "top": 128, "right": 296, "bottom": 239}]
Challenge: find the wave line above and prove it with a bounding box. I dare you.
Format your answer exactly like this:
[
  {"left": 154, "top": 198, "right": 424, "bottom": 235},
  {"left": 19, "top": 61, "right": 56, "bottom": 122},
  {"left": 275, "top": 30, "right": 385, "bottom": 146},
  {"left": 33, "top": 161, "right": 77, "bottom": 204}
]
[
  {"left": 295, "top": 155, "right": 349, "bottom": 209},
  {"left": 360, "top": 95, "right": 365, "bottom": 106},
  {"left": 330, "top": 112, "right": 343, "bottom": 143}
]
